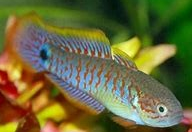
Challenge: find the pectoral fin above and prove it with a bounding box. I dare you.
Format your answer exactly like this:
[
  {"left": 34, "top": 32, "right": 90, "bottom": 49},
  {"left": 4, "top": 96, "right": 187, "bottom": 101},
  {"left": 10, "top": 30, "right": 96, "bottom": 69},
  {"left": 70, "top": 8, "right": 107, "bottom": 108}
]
[
  {"left": 46, "top": 73, "right": 105, "bottom": 115},
  {"left": 112, "top": 116, "right": 137, "bottom": 128}
]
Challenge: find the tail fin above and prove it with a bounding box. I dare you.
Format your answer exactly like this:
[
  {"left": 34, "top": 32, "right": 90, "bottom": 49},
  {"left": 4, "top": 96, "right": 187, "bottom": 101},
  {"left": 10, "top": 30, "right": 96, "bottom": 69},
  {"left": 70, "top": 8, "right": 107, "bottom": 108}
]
[{"left": 5, "top": 12, "right": 45, "bottom": 72}]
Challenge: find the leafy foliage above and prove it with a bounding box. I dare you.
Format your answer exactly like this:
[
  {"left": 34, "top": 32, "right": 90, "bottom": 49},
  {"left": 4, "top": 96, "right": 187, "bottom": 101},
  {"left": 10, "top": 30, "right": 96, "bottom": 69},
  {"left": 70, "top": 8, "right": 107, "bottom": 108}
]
[{"left": 0, "top": 0, "right": 191, "bottom": 132}]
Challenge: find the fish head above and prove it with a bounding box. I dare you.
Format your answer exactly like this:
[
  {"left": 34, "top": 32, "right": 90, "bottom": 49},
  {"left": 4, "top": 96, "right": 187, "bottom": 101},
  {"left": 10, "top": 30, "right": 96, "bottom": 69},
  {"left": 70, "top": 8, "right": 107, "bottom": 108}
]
[{"left": 130, "top": 70, "right": 183, "bottom": 127}]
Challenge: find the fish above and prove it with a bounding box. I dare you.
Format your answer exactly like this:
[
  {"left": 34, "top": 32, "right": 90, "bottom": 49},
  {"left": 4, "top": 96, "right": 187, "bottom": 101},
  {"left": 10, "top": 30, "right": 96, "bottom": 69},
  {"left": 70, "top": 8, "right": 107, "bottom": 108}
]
[{"left": 6, "top": 12, "right": 183, "bottom": 128}]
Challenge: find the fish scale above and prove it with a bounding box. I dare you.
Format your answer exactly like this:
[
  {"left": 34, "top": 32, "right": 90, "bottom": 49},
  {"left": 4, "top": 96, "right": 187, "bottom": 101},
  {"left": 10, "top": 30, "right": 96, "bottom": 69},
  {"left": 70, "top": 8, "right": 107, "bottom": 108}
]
[
  {"left": 46, "top": 44, "right": 130, "bottom": 100},
  {"left": 46, "top": 45, "right": 146, "bottom": 112}
]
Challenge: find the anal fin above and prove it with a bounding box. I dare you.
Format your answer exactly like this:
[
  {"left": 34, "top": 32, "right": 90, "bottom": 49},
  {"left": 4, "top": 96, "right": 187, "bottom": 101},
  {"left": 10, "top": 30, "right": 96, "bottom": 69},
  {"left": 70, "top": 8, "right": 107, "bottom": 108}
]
[{"left": 46, "top": 73, "right": 105, "bottom": 115}]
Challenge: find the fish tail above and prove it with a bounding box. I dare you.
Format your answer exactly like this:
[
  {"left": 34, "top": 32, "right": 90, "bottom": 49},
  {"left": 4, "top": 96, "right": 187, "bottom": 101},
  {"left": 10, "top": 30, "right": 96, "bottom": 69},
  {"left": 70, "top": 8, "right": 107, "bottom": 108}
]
[{"left": 5, "top": 12, "right": 45, "bottom": 72}]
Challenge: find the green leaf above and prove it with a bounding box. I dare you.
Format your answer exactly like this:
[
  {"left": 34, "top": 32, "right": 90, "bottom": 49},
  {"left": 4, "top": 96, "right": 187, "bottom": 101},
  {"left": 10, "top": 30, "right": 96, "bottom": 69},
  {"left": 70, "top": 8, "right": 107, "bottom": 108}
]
[
  {"left": 37, "top": 102, "right": 67, "bottom": 126},
  {"left": 0, "top": 122, "right": 18, "bottom": 132},
  {"left": 151, "top": 0, "right": 192, "bottom": 35},
  {"left": 16, "top": 82, "right": 43, "bottom": 105},
  {"left": 112, "top": 37, "right": 141, "bottom": 58},
  {"left": 134, "top": 44, "right": 176, "bottom": 74}
]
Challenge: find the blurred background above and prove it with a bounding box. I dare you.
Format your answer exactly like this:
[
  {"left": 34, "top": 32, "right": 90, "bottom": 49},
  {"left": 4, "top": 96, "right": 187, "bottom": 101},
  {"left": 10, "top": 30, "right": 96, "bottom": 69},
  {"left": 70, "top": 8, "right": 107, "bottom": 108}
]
[{"left": 0, "top": 0, "right": 191, "bottom": 132}]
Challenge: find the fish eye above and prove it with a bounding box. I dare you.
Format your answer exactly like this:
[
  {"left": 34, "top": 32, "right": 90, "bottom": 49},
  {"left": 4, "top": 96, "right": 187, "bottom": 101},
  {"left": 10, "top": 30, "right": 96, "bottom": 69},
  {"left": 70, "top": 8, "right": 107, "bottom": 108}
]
[
  {"left": 157, "top": 104, "right": 168, "bottom": 116},
  {"left": 40, "top": 48, "right": 48, "bottom": 61}
]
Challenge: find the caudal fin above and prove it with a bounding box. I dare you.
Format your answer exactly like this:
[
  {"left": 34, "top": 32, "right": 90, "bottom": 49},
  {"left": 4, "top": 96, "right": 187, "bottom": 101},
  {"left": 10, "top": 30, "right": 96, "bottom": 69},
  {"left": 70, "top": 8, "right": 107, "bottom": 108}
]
[{"left": 5, "top": 13, "right": 46, "bottom": 72}]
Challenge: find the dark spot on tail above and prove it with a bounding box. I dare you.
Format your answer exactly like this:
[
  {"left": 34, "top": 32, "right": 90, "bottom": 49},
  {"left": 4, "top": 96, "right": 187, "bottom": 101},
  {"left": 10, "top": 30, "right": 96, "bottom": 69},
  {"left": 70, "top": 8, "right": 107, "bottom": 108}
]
[{"left": 40, "top": 49, "right": 48, "bottom": 61}]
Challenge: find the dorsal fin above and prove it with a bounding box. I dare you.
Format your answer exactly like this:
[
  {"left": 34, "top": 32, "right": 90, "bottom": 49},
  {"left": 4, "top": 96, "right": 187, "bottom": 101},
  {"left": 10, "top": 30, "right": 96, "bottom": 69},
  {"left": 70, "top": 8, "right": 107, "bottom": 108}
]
[
  {"left": 14, "top": 12, "right": 112, "bottom": 59},
  {"left": 9, "top": 12, "right": 137, "bottom": 71},
  {"left": 46, "top": 73, "right": 105, "bottom": 115},
  {"left": 112, "top": 47, "right": 137, "bottom": 70}
]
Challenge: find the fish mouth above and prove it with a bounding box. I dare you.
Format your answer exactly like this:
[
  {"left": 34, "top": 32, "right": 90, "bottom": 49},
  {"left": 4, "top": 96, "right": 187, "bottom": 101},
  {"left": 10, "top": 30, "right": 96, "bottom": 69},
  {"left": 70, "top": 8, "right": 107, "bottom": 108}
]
[
  {"left": 143, "top": 110, "right": 183, "bottom": 128},
  {"left": 156, "top": 111, "right": 183, "bottom": 128},
  {"left": 167, "top": 111, "right": 183, "bottom": 126}
]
